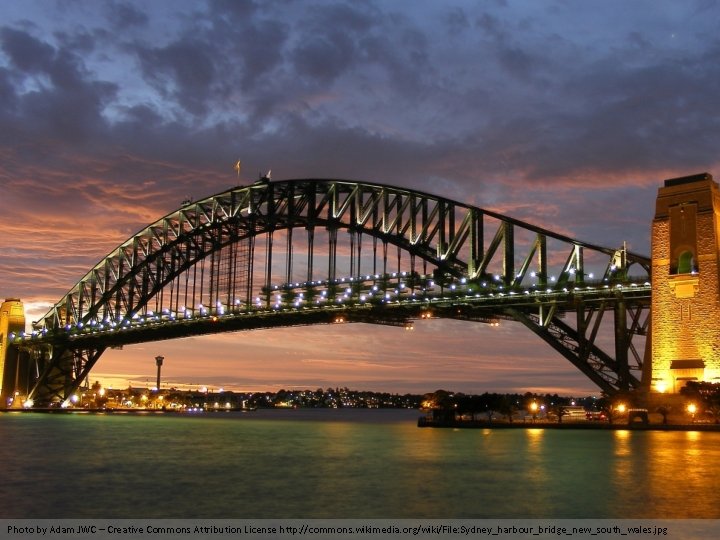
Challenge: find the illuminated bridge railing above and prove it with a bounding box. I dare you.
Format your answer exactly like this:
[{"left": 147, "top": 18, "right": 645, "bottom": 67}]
[{"left": 14, "top": 272, "right": 651, "bottom": 347}]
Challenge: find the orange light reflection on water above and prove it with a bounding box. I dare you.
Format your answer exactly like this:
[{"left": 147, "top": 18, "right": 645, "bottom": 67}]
[{"left": 615, "top": 431, "right": 720, "bottom": 518}]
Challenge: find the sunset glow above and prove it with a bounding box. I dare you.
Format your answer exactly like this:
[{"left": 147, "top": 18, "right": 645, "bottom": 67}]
[{"left": 2, "top": 1, "right": 719, "bottom": 395}]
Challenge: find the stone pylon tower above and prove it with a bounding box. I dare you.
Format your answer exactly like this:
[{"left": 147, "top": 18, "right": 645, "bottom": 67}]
[
  {"left": 0, "top": 298, "right": 26, "bottom": 407},
  {"left": 651, "top": 173, "right": 720, "bottom": 393}
]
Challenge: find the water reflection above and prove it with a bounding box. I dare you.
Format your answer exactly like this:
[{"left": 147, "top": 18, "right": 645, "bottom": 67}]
[
  {"left": 526, "top": 428, "right": 544, "bottom": 447},
  {"left": 523, "top": 429, "right": 549, "bottom": 507},
  {"left": 612, "top": 430, "right": 633, "bottom": 480},
  {"left": 609, "top": 431, "right": 720, "bottom": 518},
  {"left": 3, "top": 413, "right": 720, "bottom": 518}
]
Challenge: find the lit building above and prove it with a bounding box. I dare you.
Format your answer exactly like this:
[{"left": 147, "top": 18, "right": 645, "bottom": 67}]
[
  {"left": 0, "top": 298, "right": 26, "bottom": 407},
  {"left": 651, "top": 173, "right": 720, "bottom": 392}
]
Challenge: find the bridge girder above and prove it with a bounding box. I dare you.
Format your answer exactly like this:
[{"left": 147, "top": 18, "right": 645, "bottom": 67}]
[{"left": 507, "top": 298, "right": 649, "bottom": 395}]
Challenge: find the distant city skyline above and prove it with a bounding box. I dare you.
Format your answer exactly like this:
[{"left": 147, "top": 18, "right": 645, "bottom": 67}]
[{"left": 3, "top": 1, "right": 719, "bottom": 395}]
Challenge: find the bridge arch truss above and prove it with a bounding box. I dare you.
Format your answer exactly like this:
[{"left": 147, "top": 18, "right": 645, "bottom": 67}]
[{"left": 18, "top": 179, "right": 651, "bottom": 405}]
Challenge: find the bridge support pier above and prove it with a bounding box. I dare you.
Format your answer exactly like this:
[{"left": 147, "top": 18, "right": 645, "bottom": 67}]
[
  {"left": 651, "top": 173, "right": 720, "bottom": 393},
  {"left": 613, "top": 297, "right": 630, "bottom": 392},
  {"left": 28, "top": 346, "right": 106, "bottom": 406},
  {"left": 0, "top": 298, "right": 27, "bottom": 408}
]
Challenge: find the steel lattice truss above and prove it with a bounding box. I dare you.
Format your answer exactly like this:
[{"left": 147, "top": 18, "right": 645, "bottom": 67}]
[{"left": 17, "top": 179, "right": 651, "bottom": 405}]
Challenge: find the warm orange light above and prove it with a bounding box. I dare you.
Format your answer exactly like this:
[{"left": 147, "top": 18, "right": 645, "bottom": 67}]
[
  {"left": 687, "top": 403, "right": 697, "bottom": 414},
  {"left": 651, "top": 179, "right": 720, "bottom": 394},
  {"left": 529, "top": 402, "right": 538, "bottom": 412},
  {"left": 616, "top": 403, "right": 626, "bottom": 413}
]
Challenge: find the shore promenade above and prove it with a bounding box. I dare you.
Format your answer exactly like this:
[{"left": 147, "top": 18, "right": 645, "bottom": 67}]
[{"left": 418, "top": 417, "right": 720, "bottom": 431}]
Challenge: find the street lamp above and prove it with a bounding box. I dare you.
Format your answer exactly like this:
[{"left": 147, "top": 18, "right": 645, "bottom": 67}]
[
  {"left": 529, "top": 401, "right": 539, "bottom": 423},
  {"left": 687, "top": 403, "right": 697, "bottom": 423}
]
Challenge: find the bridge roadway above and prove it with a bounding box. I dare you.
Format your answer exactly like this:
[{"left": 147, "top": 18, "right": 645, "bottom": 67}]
[{"left": 13, "top": 275, "right": 651, "bottom": 350}]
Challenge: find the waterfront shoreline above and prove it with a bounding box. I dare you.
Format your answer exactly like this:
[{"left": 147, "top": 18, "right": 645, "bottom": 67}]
[
  {"left": 0, "top": 407, "right": 254, "bottom": 414},
  {"left": 4, "top": 408, "right": 720, "bottom": 431},
  {"left": 418, "top": 418, "right": 720, "bottom": 431}
]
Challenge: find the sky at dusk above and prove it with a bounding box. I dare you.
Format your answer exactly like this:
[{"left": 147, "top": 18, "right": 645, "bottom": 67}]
[{"left": 2, "top": 0, "right": 720, "bottom": 396}]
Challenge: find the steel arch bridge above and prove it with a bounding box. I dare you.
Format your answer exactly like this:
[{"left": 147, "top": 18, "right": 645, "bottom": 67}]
[{"left": 12, "top": 178, "right": 651, "bottom": 406}]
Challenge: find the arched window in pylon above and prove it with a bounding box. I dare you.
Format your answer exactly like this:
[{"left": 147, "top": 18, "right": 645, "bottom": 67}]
[{"left": 677, "top": 250, "right": 697, "bottom": 274}]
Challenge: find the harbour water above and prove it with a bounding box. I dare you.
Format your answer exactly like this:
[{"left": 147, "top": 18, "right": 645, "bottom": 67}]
[{"left": 2, "top": 408, "right": 720, "bottom": 519}]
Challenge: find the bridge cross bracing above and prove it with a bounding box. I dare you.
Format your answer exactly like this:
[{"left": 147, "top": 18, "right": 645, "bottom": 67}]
[{"left": 8, "top": 179, "right": 651, "bottom": 406}]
